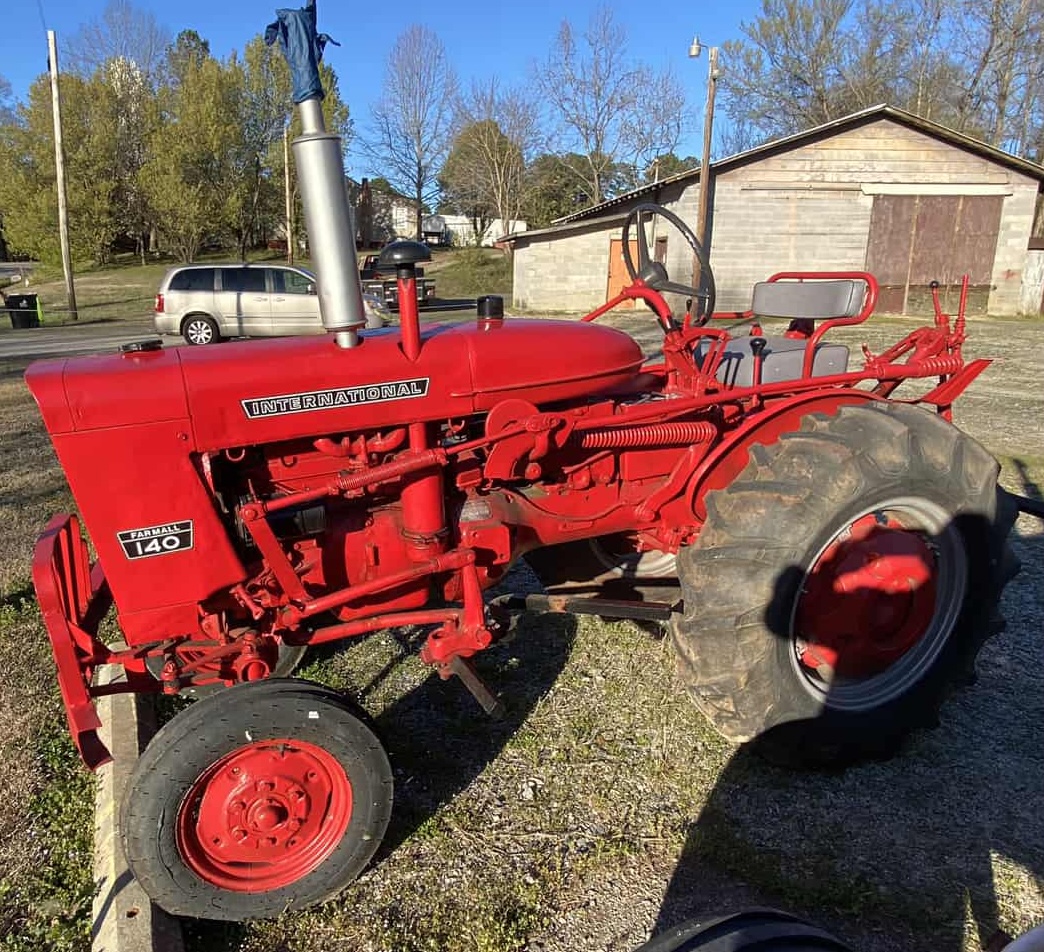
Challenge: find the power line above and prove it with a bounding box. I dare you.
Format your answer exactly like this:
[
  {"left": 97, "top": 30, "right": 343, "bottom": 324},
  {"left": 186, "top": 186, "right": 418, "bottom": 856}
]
[{"left": 35, "top": 0, "right": 49, "bottom": 35}]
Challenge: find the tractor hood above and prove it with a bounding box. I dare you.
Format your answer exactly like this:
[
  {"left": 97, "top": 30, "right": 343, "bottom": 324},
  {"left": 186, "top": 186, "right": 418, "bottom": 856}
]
[{"left": 26, "top": 319, "right": 645, "bottom": 450}]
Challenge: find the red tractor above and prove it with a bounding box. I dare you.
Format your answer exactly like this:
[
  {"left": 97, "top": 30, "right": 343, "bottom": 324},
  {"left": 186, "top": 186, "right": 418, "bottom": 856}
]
[
  {"left": 24, "top": 13, "right": 1020, "bottom": 918},
  {"left": 26, "top": 205, "right": 1018, "bottom": 919}
]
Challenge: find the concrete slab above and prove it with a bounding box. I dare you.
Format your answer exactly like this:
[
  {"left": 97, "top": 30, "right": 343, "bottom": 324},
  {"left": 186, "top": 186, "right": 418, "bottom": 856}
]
[{"left": 92, "top": 668, "right": 184, "bottom": 952}]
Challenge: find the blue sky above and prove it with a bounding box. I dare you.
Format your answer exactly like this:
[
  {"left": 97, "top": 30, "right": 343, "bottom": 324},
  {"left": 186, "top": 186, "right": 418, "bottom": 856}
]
[{"left": 3, "top": 0, "right": 760, "bottom": 178}]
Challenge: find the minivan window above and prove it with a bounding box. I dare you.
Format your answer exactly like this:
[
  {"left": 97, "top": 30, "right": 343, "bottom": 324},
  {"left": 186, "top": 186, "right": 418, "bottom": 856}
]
[
  {"left": 168, "top": 268, "right": 215, "bottom": 292},
  {"left": 271, "top": 269, "right": 313, "bottom": 295},
  {"left": 222, "top": 268, "right": 267, "bottom": 293}
]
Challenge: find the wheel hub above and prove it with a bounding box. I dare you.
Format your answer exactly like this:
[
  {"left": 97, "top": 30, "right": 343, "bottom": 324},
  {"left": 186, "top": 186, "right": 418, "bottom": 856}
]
[
  {"left": 796, "top": 514, "right": 938, "bottom": 679},
  {"left": 177, "top": 739, "right": 353, "bottom": 892}
]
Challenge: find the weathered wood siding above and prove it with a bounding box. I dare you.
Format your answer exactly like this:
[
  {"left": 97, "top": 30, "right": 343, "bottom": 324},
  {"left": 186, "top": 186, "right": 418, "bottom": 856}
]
[{"left": 1022, "top": 250, "right": 1044, "bottom": 314}]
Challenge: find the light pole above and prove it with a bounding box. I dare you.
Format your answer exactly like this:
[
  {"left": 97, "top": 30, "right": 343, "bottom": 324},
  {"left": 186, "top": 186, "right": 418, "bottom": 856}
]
[{"left": 688, "top": 36, "right": 719, "bottom": 253}]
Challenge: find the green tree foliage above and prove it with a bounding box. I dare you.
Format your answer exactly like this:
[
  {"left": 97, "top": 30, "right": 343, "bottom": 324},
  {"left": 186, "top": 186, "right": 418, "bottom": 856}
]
[
  {"left": 0, "top": 75, "right": 13, "bottom": 125},
  {"left": 0, "top": 74, "right": 122, "bottom": 265},
  {"left": 439, "top": 81, "right": 539, "bottom": 244},
  {"left": 139, "top": 55, "right": 237, "bottom": 261},
  {"left": 439, "top": 123, "right": 498, "bottom": 241},
  {"left": 165, "top": 29, "right": 211, "bottom": 87},
  {"left": 520, "top": 154, "right": 591, "bottom": 228},
  {"left": 0, "top": 14, "right": 351, "bottom": 266}
]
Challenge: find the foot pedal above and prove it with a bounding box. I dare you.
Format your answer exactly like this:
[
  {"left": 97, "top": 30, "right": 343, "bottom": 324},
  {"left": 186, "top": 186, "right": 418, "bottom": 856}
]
[{"left": 447, "top": 656, "right": 506, "bottom": 720}]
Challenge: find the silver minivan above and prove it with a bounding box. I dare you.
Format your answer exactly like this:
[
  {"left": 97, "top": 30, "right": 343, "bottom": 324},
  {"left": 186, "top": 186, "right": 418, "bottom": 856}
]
[{"left": 154, "top": 263, "right": 388, "bottom": 345}]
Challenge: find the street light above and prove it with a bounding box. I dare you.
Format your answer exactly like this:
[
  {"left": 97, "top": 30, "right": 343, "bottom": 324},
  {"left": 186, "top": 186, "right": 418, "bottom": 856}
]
[{"left": 689, "top": 36, "right": 720, "bottom": 254}]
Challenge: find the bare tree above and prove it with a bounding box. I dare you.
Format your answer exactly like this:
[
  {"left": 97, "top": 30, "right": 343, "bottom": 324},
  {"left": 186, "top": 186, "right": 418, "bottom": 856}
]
[
  {"left": 366, "top": 25, "right": 458, "bottom": 240},
  {"left": 951, "top": 0, "right": 1044, "bottom": 151},
  {"left": 65, "top": 0, "right": 170, "bottom": 85},
  {"left": 721, "top": 0, "right": 1044, "bottom": 158},
  {"left": 441, "top": 80, "right": 541, "bottom": 246},
  {"left": 534, "top": 7, "right": 686, "bottom": 205}
]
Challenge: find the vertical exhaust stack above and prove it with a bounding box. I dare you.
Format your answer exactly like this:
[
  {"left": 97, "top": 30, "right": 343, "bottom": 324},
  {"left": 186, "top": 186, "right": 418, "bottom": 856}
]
[{"left": 267, "top": 1, "right": 366, "bottom": 349}]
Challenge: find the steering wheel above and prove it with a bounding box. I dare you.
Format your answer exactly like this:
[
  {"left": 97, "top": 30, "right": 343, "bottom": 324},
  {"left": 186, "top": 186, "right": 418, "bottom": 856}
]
[{"left": 621, "top": 203, "right": 716, "bottom": 324}]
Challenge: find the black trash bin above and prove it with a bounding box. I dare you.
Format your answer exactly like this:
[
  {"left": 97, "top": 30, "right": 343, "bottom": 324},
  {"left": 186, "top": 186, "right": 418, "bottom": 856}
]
[{"left": 4, "top": 292, "right": 41, "bottom": 329}]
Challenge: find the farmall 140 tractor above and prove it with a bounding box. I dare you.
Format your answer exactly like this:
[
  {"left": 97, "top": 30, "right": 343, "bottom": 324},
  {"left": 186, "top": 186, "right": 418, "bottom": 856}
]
[{"left": 25, "top": 3, "right": 1025, "bottom": 923}]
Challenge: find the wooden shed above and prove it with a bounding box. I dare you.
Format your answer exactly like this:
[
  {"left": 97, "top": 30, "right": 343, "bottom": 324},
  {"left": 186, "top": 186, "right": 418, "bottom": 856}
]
[{"left": 508, "top": 105, "right": 1044, "bottom": 317}]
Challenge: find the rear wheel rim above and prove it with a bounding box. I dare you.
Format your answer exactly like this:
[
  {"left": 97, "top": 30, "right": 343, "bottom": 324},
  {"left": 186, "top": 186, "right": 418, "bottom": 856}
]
[
  {"left": 589, "top": 534, "right": 676, "bottom": 578},
  {"left": 186, "top": 320, "right": 213, "bottom": 344},
  {"left": 790, "top": 496, "right": 967, "bottom": 712},
  {"left": 176, "top": 739, "right": 353, "bottom": 892}
]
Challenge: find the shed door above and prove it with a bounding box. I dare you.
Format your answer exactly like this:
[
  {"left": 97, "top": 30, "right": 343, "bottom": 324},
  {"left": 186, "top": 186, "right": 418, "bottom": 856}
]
[
  {"left": 865, "top": 195, "right": 1002, "bottom": 315},
  {"left": 607, "top": 238, "right": 639, "bottom": 307}
]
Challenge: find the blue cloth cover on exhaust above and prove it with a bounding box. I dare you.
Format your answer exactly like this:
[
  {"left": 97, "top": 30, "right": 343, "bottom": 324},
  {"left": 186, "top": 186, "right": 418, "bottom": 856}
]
[{"left": 264, "top": 0, "right": 339, "bottom": 104}]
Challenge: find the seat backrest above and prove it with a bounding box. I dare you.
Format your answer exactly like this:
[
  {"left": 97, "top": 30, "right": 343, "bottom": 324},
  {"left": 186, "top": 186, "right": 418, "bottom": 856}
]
[{"left": 751, "top": 279, "right": 865, "bottom": 320}]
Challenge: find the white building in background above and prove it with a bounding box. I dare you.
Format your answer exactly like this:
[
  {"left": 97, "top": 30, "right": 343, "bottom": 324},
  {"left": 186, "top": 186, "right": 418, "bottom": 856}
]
[{"left": 434, "top": 215, "right": 528, "bottom": 247}]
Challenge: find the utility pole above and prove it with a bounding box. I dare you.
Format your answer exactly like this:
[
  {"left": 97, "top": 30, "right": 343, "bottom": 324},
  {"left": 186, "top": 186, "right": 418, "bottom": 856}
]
[
  {"left": 688, "top": 37, "right": 720, "bottom": 253},
  {"left": 47, "top": 30, "right": 78, "bottom": 321},
  {"left": 697, "top": 46, "right": 719, "bottom": 252},
  {"left": 284, "top": 124, "right": 294, "bottom": 266}
]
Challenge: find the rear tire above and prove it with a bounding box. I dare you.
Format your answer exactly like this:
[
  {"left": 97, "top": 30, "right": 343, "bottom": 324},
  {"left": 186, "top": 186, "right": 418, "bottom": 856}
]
[
  {"left": 183, "top": 314, "right": 220, "bottom": 345},
  {"left": 120, "top": 679, "right": 392, "bottom": 920},
  {"left": 635, "top": 909, "right": 852, "bottom": 952},
  {"left": 671, "top": 402, "right": 1017, "bottom": 767}
]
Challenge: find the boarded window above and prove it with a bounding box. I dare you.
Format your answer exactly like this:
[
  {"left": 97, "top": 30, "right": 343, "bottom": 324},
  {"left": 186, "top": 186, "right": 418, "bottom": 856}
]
[{"left": 865, "top": 195, "right": 1002, "bottom": 315}]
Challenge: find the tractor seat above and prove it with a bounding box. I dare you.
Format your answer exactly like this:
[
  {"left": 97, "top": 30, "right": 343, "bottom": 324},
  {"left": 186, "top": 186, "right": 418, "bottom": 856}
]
[{"left": 696, "top": 278, "right": 865, "bottom": 387}]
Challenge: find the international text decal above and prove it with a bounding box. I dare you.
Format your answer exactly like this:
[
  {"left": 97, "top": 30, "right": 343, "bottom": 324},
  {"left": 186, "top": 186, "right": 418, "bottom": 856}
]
[
  {"left": 242, "top": 378, "right": 430, "bottom": 419},
  {"left": 117, "top": 521, "right": 194, "bottom": 560}
]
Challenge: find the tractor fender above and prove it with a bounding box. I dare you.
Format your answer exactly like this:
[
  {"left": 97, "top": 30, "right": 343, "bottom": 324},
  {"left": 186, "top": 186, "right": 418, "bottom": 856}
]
[{"left": 688, "top": 388, "right": 879, "bottom": 520}]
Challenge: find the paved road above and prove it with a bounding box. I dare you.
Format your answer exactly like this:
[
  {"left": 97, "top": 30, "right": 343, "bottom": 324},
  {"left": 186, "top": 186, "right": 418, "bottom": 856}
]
[
  {"left": 0, "top": 262, "right": 34, "bottom": 282},
  {"left": 0, "top": 303, "right": 481, "bottom": 361},
  {"left": 0, "top": 320, "right": 159, "bottom": 360}
]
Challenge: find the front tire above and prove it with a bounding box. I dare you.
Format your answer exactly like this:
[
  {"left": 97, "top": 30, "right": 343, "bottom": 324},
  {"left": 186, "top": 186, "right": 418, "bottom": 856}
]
[
  {"left": 120, "top": 679, "right": 393, "bottom": 920},
  {"left": 182, "top": 314, "right": 221, "bottom": 345},
  {"left": 672, "top": 402, "right": 1017, "bottom": 767}
]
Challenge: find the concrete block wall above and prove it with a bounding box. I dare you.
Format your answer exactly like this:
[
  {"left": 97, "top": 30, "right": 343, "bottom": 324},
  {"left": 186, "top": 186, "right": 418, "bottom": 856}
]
[
  {"left": 991, "top": 179, "right": 1038, "bottom": 315},
  {"left": 710, "top": 184, "right": 872, "bottom": 310},
  {"left": 513, "top": 219, "right": 625, "bottom": 312}
]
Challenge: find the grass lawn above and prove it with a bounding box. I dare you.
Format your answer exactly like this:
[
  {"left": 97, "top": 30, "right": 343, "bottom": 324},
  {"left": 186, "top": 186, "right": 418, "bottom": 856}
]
[{"left": 0, "top": 361, "right": 94, "bottom": 951}]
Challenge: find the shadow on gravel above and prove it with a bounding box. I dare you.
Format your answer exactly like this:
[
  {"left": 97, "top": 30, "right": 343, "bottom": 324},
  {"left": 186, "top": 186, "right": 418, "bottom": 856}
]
[
  {"left": 1014, "top": 458, "right": 1042, "bottom": 502},
  {"left": 653, "top": 511, "right": 1044, "bottom": 952},
  {"left": 374, "top": 611, "right": 578, "bottom": 855}
]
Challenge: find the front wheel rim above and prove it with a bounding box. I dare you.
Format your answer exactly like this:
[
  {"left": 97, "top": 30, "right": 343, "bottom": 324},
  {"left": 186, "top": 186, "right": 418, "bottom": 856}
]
[
  {"left": 790, "top": 496, "right": 967, "bottom": 712},
  {"left": 186, "top": 320, "right": 212, "bottom": 344},
  {"left": 176, "top": 739, "right": 353, "bottom": 892}
]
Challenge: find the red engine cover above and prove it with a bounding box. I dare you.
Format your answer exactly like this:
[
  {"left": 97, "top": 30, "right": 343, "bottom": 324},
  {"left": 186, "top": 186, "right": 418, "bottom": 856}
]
[
  {"left": 25, "top": 319, "right": 643, "bottom": 642},
  {"left": 176, "top": 319, "right": 643, "bottom": 450}
]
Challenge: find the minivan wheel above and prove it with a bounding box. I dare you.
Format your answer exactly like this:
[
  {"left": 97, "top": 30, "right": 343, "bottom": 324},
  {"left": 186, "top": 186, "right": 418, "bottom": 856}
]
[{"left": 183, "top": 315, "right": 220, "bottom": 345}]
